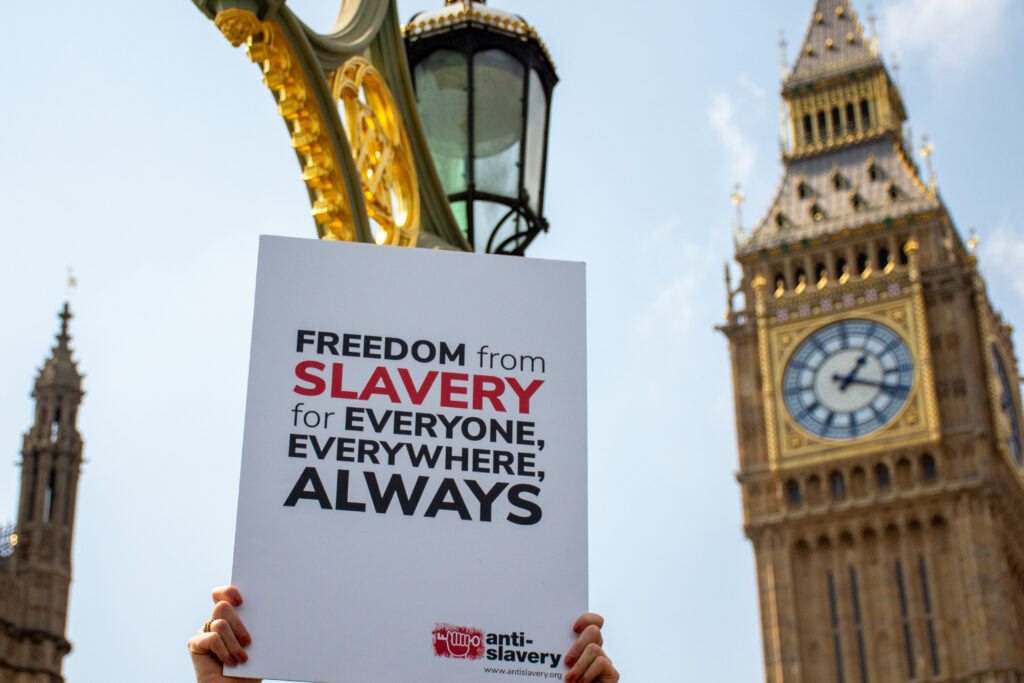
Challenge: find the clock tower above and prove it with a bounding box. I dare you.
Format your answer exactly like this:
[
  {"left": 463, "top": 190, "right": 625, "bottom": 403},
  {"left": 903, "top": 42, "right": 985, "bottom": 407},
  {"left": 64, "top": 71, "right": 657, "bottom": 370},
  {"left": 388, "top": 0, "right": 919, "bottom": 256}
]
[{"left": 720, "top": 1, "right": 1024, "bottom": 680}]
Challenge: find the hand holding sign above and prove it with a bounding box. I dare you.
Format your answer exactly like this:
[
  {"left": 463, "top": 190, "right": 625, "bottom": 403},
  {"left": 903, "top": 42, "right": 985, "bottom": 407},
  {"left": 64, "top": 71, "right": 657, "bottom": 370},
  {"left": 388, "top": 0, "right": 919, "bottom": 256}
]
[
  {"left": 186, "top": 586, "right": 259, "bottom": 683},
  {"left": 187, "top": 586, "right": 618, "bottom": 683}
]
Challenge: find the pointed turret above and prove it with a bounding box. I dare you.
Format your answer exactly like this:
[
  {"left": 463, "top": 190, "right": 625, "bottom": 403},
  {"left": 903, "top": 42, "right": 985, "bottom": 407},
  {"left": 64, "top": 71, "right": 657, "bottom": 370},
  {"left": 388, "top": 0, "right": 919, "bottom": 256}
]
[
  {"left": 787, "top": 0, "right": 878, "bottom": 85},
  {"left": 739, "top": 0, "right": 932, "bottom": 256},
  {"left": 36, "top": 303, "right": 83, "bottom": 393},
  {"left": 8, "top": 302, "right": 85, "bottom": 682}
]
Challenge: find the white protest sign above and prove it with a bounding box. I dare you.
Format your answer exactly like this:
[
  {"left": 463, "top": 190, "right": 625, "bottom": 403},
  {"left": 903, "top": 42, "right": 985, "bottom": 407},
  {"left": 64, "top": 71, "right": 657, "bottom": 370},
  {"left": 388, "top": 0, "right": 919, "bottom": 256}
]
[{"left": 231, "top": 235, "right": 587, "bottom": 683}]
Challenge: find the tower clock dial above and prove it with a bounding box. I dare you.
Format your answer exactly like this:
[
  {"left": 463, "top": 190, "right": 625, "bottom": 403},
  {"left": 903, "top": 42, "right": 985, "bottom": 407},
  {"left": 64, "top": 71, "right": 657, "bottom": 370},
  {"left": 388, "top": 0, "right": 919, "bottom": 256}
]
[
  {"left": 991, "top": 344, "right": 1023, "bottom": 465},
  {"left": 783, "top": 319, "right": 915, "bottom": 440}
]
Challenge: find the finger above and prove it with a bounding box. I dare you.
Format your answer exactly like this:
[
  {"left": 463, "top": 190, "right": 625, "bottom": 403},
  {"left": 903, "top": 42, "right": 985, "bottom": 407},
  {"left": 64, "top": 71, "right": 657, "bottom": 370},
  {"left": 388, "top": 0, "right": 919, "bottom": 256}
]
[
  {"left": 212, "top": 600, "right": 253, "bottom": 647},
  {"left": 580, "top": 653, "right": 618, "bottom": 683},
  {"left": 187, "top": 631, "right": 238, "bottom": 667},
  {"left": 565, "top": 641, "right": 605, "bottom": 682},
  {"left": 212, "top": 618, "right": 249, "bottom": 664},
  {"left": 212, "top": 585, "right": 244, "bottom": 606},
  {"left": 573, "top": 612, "right": 604, "bottom": 634},
  {"left": 564, "top": 623, "right": 603, "bottom": 667}
]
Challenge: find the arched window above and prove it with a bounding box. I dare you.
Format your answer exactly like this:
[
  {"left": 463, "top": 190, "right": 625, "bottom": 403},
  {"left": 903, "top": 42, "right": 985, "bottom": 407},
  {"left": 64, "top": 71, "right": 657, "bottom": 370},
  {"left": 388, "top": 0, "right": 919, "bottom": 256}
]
[
  {"left": 51, "top": 407, "right": 61, "bottom": 443},
  {"left": 856, "top": 252, "right": 869, "bottom": 274},
  {"left": 850, "top": 466, "right": 867, "bottom": 497},
  {"left": 786, "top": 479, "right": 802, "bottom": 505},
  {"left": 815, "top": 262, "right": 828, "bottom": 287},
  {"left": 831, "top": 107, "right": 841, "bottom": 139},
  {"left": 860, "top": 99, "right": 872, "bottom": 129},
  {"left": 803, "top": 115, "right": 814, "bottom": 145},
  {"left": 44, "top": 469, "right": 56, "bottom": 523},
  {"left": 830, "top": 471, "right": 847, "bottom": 499},
  {"left": 896, "top": 458, "right": 912, "bottom": 488},
  {"left": 845, "top": 102, "right": 857, "bottom": 134},
  {"left": 875, "top": 463, "right": 892, "bottom": 489},
  {"left": 817, "top": 111, "right": 828, "bottom": 142},
  {"left": 774, "top": 272, "right": 786, "bottom": 291},
  {"left": 921, "top": 453, "right": 938, "bottom": 481},
  {"left": 878, "top": 247, "right": 891, "bottom": 270}
]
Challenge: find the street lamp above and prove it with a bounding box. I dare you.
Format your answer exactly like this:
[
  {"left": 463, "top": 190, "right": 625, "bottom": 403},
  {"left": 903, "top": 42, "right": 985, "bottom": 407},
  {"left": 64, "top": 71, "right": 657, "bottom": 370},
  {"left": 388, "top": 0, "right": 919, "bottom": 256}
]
[{"left": 405, "top": 0, "right": 558, "bottom": 254}]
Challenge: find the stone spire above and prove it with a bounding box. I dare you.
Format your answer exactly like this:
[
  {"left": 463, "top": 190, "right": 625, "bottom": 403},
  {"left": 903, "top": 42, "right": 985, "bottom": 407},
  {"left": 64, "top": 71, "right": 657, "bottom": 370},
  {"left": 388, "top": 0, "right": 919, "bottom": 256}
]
[
  {"left": 5, "top": 302, "right": 86, "bottom": 683},
  {"left": 737, "top": 0, "right": 932, "bottom": 255},
  {"left": 35, "top": 302, "right": 83, "bottom": 393},
  {"left": 787, "top": 0, "right": 879, "bottom": 86}
]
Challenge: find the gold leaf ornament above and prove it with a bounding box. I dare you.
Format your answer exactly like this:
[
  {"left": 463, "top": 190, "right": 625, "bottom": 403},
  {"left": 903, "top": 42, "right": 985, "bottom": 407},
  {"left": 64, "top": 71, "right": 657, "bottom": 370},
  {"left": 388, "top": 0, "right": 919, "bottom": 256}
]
[
  {"left": 214, "top": 8, "right": 262, "bottom": 48},
  {"left": 331, "top": 57, "right": 420, "bottom": 247}
]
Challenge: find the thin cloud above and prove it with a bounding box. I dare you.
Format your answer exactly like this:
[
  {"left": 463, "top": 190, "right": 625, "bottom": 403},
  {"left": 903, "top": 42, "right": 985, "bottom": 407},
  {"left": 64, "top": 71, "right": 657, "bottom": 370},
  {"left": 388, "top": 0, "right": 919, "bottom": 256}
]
[
  {"left": 738, "top": 75, "right": 766, "bottom": 100},
  {"left": 981, "top": 223, "right": 1024, "bottom": 298},
  {"left": 707, "top": 91, "right": 756, "bottom": 185},
  {"left": 881, "top": 0, "right": 1012, "bottom": 73},
  {"left": 632, "top": 240, "right": 715, "bottom": 346}
]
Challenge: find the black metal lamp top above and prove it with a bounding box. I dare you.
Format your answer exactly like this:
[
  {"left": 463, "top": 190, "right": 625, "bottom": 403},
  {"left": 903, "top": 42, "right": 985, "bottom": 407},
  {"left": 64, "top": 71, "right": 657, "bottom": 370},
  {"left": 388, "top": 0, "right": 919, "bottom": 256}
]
[{"left": 405, "top": 2, "right": 558, "bottom": 255}]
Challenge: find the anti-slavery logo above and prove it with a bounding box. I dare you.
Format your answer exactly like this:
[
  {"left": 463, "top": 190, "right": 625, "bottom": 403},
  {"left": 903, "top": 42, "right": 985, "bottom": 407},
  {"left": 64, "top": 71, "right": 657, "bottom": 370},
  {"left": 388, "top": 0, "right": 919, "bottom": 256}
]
[{"left": 432, "top": 623, "right": 485, "bottom": 660}]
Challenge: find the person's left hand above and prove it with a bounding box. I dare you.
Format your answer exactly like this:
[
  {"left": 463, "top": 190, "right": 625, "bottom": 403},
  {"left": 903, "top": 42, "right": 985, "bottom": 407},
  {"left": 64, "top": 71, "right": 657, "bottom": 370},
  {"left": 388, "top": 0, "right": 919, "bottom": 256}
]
[{"left": 563, "top": 613, "right": 619, "bottom": 683}]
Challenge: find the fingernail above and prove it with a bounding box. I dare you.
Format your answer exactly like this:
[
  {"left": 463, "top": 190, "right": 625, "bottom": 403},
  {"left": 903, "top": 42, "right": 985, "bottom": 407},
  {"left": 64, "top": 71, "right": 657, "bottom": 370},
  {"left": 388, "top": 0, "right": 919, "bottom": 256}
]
[
  {"left": 226, "top": 656, "right": 237, "bottom": 667},
  {"left": 238, "top": 650, "right": 248, "bottom": 663},
  {"left": 242, "top": 634, "right": 252, "bottom": 646}
]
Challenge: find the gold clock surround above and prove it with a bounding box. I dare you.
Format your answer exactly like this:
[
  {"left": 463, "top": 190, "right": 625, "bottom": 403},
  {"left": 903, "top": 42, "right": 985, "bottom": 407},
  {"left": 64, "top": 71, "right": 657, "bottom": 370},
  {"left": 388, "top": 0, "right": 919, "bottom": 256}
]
[{"left": 761, "top": 279, "right": 940, "bottom": 468}]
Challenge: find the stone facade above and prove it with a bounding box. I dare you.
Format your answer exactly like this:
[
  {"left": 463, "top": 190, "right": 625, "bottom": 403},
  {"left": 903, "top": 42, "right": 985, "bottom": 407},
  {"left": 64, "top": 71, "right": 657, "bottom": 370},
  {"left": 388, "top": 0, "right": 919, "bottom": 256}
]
[
  {"left": 720, "top": 1, "right": 1024, "bottom": 681},
  {"left": 0, "top": 305, "right": 84, "bottom": 683}
]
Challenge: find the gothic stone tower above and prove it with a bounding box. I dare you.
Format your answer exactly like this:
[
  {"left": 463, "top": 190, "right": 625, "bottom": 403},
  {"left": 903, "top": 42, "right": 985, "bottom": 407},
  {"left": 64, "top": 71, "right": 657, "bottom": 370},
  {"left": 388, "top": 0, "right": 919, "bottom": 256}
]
[
  {"left": 719, "top": 1, "right": 1024, "bottom": 681},
  {"left": 0, "top": 304, "right": 84, "bottom": 683}
]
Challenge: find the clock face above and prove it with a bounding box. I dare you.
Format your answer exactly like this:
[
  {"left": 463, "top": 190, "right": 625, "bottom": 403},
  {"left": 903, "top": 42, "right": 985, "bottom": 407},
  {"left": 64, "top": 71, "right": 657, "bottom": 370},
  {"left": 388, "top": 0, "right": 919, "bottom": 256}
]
[
  {"left": 991, "top": 344, "right": 1022, "bottom": 465},
  {"left": 783, "top": 319, "right": 915, "bottom": 440}
]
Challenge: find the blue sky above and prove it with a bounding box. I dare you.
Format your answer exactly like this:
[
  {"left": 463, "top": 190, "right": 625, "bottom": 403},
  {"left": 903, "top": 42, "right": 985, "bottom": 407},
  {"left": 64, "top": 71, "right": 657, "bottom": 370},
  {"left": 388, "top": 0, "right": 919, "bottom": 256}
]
[{"left": 1, "top": 0, "right": 1022, "bottom": 680}]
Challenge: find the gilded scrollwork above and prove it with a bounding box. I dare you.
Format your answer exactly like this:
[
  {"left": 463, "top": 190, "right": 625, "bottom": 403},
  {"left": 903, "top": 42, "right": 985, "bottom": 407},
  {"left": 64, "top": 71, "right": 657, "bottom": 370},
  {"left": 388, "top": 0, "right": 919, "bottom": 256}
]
[
  {"left": 210, "top": 7, "right": 422, "bottom": 245},
  {"left": 330, "top": 57, "right": 419, "bottom": 247},
  {"left": 213, "top": 9, "right": 358, "bottom": 240},
  {"left": 214, "top": 8, "right": 263, "bottom": 48}
]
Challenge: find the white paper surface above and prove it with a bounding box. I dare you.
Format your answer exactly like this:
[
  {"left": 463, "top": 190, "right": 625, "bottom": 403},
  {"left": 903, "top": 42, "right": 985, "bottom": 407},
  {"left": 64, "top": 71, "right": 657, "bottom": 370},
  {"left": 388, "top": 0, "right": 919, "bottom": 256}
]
[{"left": 231, "top": 236, "right": 588, "bottom": 683}]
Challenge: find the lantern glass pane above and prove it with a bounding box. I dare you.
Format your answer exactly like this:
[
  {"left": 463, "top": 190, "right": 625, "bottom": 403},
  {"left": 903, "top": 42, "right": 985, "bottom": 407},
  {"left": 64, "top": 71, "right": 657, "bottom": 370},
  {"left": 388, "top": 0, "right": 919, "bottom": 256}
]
[
  {"left": 475, "top": 200, "right": 525, "bottom": 253},
  {"left": 473, "top": 49, "right": 524, "bottom": 197},
  {"left": 449, "top": 199, "right": 469, "bottom": 240},
  {"left": 523, "top": 69, "right": 547, "bottom": 214},
  {"left": 414, "top": 49, "right": 468, "bottom": 195}
]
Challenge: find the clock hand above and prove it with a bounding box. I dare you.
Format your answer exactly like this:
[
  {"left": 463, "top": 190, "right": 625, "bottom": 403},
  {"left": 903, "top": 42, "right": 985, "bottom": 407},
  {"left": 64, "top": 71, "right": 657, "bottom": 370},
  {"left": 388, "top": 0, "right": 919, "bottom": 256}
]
[
  {"left": 843, "top": 378, "right": 909, "bottom": 394},
  {"left": 842, "top": 377, "right": 884, "bottom": 387},
  {"left": 833, "top": 355, "right": 868, "bottom": 391}
]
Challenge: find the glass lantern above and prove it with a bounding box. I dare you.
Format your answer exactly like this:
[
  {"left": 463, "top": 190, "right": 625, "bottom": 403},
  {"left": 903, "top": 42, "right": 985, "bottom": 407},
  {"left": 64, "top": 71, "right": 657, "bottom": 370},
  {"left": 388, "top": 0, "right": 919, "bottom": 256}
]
[{"left": 405, "top": 0, "right": 558, "bottom": 254}]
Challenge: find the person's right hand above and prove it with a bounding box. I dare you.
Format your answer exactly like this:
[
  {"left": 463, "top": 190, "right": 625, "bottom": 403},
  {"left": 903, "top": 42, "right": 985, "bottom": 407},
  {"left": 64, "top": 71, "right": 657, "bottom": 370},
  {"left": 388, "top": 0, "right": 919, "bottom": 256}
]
[{"left": 186, "top": 585, "right": 260, "bottom": 683}]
